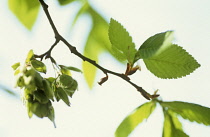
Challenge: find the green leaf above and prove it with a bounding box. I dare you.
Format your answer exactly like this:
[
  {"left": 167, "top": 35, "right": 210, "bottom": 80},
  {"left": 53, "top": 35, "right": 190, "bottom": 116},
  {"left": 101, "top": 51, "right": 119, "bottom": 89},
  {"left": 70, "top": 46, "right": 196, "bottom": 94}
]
[
  {"left": 82, "top": 7, "right": 108, "bottom": 88},
  {"left": 57, "top": 0, "right": 75, "bottom": 5},
  {"left": 115, "top": 101, "right": 156, "bottom": 137},
  {"left": 57, "top": 74, "right": 74, "bottom": 88},
  {"left": 143, "top": 44, "right": 200, "bottom": 78},
  {"left": 64, "top": 80, "right": 78, "bottom": 97},
  {"left": 25, "top": 50, "right": 34, "bottom": 63},
  {"left": 8, "top": 0, "right": 40, "bottom": 30},
  {"left": 56, "top": 87, "right": 70, "bottom": 106},
  {"left": 163, "top": 109, "right": 189, "bottom": 137},
  {"left": 79, "top": 5, "right": 128, "bottom": 88},
  {"left": 48, "top": 105, "right": 56, "bottom": 128},
  {"left": 12, "top": 62, "right": 20, "bottom": 70},
  {"left": 33, "top": 89, "right": 49, "bottom": 104},
  {"left": 161, "top": 101, "right": 210, "bottom": 126},
  {"left": 71, "top": 1, "right": 89, "bottom": 28},
  {"left": 0, "top": 84, "right": 17, "bottom": 97},
  {"left": 59, "top": 65, "right": 82, "bottom": 73},
  {"left": 109, "top": 18, "right": 136, "bottom": 64},
  {"left": 31, "top": 60, "right": 47, "bottom": 73},
  {"left": 42, "top": 79, "right": 54, "bottom": 100},
  {"left": 135, "top": 31, "right": 174, "bottom": 61},
  {"left": 31, "top": 101, "right": 51, "bottom": 118}
]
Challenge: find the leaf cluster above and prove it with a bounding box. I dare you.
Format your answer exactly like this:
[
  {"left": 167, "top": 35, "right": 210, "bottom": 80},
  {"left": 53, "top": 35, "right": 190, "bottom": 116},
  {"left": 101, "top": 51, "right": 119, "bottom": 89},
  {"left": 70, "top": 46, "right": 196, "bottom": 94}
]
[
  {"left": 12, "top": 50, "right": 79, "bottom": 127},
  {"left": 115, "top": 100, "right": 210, "bottom": 137}
]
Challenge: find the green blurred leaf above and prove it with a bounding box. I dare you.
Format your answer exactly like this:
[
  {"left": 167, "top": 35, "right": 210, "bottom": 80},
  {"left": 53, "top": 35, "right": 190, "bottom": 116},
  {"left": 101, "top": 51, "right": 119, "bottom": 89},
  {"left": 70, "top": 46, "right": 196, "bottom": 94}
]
[
  {"left": 161, "top": 101, "right": 210, "bottom": 126},
  {"left": 0, "top": 84, "right": 17, "bottom": 97},
  {"left": 12, "top": 62, "right": 20, "bottom": 70},
  {"left": 8, "top": 0, "right": 40, "bottom": 30},
  {"left": 109, "top": 18, "right": 136, "bottom": 64},
  {"left": 72, "top": 4, "right": 126, "bottom": 87},
  {"left": 25, "top": 49, "right": 34, "bottom": 63},
  {"left": 163, "top": 109, "right": 189, "bottom": 137},
  {"left": 31, "top": 60, "right": 47, "bottom": 73},
  {"left": 82, "top": 6, "right": 109, "bottom": 88},
  {"left": 57, "top": 0, "right": 75, "bottom": 5},
  {"left": 71, "top": 1, "right": 89, "bottom": 28},
  {"left": 143, "top": 44, "right": 200, "bottom": 78},
  {"left": 115, "top": 101, "right": 156, "bottom": 137},
  {"left": 59, "top": 65, "right": 82, "bottom": 73},
  {"left": 135, "top": 31, "right": 174, "bottom": 62},
  {"left": 56, "top": 87, "right": 70, "bottom": 106}
]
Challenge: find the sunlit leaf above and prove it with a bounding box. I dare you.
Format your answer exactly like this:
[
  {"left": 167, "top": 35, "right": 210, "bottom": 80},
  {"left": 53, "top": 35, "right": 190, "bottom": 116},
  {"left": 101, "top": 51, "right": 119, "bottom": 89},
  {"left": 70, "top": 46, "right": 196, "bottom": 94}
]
[
  {"left": 8, "top": 0, "right": 40, "bottom": 30},
  {"left": 82, "top": 38, "right": 102, "bottom": 88},
  {"left": 12, "top": 62, "right": 20, "bottom": 70},
  {"left": 109, "top": 18, "right": 136, "bottom": 64},
  {"left": 161, "top": 101, "right": 210, "bottom": 126},
  {"left": 143, "top": 44, "right": 200, "bottom": 78},
  {"left": 82, "top": 6, "right": 109, "bottom": 88},
  {"left": 31, "top": 60, "right": 47, "bottom": 73},
  {"left": 25, "top": 50, "right": 34, "bottom": 63},
  {"left": 135, "top": 31, "right": 174, "bottom": 61},
  {"left": 115, "top": 101, "right": 156, "bottom": 137},
  {"left": 57, "top": 0, "right": 75, "bottom": 6},
  {"left": 73, "top": 4, "right": 126, "bottom": 87},
  {"left": 163, "top": 109, "right": 189, "bottom": 137}
]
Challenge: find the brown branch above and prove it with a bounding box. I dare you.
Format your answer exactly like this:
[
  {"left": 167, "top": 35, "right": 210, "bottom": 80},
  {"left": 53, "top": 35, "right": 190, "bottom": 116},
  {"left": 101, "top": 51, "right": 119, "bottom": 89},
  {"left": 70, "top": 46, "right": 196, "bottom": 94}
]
[{"left": 38, "top": 0, "right": 159, "bottom": 100}]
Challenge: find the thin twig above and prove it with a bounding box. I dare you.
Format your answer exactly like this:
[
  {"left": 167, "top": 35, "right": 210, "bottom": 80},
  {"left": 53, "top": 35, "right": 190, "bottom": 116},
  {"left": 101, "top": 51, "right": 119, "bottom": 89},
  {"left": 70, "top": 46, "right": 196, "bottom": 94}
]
[{"left": 38, "top": 0, "right": 159, "bottom": 100}]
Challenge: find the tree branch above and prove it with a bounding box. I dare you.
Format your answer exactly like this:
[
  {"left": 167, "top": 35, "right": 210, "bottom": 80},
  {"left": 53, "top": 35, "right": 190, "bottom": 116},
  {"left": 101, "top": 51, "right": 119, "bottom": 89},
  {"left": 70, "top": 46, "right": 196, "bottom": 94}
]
[{"left": 37, "top": 0, "right": 159, "bottom": 100}]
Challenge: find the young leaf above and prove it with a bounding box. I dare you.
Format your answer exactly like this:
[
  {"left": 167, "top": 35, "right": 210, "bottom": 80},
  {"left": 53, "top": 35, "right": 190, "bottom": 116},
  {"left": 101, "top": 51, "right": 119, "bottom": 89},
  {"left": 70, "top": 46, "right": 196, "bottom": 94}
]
[
  {"left": 161, "top": 101, "right": 210, "bottom": 126},
  {"left": 143, "top": 44, "right": 200, "bottom": 78},
  {"left": 8, "top": 0, "right": 40, "bottom": 30},
  {"left": 11, "top": 62, "right": 20, "bottom": 70},
  {"left": 60, "top": 67, "right": 71, "bottom": 76},
  {"left": 57, "top": 0, "right": 75, "bottom": 6},
  {"left": 163, "top": 109, "right": 189, "bottom": 137},
  {"left": 25, "top": 50, "right": 34, "bottom": 63},
  {"left": 109, "top": 18, "right": 137, "bottom": 64},
  {"left": 135, "top": 31, "right": 174, "bottom": 62},
  {"left": 115, "top": 101, "right": 156, "bottom": 137},
  {"left": 31, "top": 60, "right": 47, "bottom": 73}
]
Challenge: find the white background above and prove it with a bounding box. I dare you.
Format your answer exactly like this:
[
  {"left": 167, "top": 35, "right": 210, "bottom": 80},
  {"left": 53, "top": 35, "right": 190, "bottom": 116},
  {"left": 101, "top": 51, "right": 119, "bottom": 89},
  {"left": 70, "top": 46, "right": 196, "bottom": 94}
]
[{"left": 0, "top": 0, "right": 210, "bottom": 137}]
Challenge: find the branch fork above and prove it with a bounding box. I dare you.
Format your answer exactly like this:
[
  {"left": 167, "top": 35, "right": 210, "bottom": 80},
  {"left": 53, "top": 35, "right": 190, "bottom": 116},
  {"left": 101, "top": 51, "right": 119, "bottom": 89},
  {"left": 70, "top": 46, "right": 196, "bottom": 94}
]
[{"left": 37, "top": 0, "right": 159, "bottom": 100}]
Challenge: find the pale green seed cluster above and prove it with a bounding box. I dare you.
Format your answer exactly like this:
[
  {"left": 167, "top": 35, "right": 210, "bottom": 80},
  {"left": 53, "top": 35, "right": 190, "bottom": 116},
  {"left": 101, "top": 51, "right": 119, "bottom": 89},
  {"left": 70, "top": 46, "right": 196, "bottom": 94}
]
[{"left": 12, "top": 50, "right": 79, "bottom": 127}]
